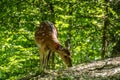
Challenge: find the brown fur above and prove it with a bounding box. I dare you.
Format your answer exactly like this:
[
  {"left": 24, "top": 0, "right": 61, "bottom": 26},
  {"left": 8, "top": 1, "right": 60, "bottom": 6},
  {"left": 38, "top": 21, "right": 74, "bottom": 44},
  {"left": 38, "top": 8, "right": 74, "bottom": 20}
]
[{"left": 35, "top": 21, "right": 72, "bottom": 69}]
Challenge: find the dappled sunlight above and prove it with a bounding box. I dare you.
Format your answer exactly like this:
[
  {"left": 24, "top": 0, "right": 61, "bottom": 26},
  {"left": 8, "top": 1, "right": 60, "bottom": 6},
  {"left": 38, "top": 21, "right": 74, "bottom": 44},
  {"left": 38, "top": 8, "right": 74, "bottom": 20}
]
[{"left": 0, "top": 0, "right": 120, "bottom": 79}]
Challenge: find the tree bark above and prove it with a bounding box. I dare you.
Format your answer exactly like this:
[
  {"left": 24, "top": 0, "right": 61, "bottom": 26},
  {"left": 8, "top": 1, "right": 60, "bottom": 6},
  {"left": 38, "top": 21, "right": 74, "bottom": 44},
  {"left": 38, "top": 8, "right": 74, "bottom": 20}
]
[
  {"left": 19, "top": 57, "right": 120, "bottom": 80},
  {"left": 102, "top": 0, "right": 109, "bottom": 59}
]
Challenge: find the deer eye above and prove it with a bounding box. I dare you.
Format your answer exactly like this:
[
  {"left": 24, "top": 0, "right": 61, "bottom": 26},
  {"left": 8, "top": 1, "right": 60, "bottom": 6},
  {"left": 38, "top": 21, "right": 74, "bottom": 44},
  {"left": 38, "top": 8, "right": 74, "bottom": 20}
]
[
  {"left": 64, "top": 55, "right": 67, "bottom": 58},
  {"left": 65, "top": 50, "right": 70, "bottom": 55}
]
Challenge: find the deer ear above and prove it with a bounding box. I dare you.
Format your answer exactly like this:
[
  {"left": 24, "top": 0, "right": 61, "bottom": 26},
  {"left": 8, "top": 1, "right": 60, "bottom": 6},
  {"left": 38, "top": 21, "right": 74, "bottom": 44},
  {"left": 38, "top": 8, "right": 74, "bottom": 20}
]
[{"left": 65, "top": 39, "right": 70, "bottom": 50}]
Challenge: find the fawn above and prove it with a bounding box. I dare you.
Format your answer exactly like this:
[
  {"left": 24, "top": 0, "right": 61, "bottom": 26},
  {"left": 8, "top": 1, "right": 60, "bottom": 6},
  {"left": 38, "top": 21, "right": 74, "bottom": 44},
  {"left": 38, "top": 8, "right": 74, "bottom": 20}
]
[{"left": 35, "top": 21, "right": 72, "bottom": 70}]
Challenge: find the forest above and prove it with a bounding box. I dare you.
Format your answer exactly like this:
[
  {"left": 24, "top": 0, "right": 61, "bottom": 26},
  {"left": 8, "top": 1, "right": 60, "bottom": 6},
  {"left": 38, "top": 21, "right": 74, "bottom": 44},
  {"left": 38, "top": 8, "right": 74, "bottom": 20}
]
[{"left": 0, "top": 0, "right": 120, "bottom": 80}]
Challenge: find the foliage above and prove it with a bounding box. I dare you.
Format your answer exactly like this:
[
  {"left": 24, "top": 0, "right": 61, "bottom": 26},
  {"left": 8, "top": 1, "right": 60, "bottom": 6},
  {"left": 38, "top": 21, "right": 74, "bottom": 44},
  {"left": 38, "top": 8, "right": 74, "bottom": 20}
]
[{"left": 0, "top": 0, "right": 119, "bottom": 79}]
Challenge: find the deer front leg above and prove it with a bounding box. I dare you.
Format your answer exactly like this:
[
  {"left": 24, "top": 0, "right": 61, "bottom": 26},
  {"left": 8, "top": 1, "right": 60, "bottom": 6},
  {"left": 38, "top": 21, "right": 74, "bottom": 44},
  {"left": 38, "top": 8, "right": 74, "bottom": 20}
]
[{"left": 46, "top": 50, "right": 55, "bottom": 69}]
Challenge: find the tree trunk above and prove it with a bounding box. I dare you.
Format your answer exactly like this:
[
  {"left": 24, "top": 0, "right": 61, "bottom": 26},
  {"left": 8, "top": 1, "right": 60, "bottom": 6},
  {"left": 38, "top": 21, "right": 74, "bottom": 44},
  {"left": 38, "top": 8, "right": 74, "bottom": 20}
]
[{"left": 102, "top": 0, "right": 109, "bottom": 59}]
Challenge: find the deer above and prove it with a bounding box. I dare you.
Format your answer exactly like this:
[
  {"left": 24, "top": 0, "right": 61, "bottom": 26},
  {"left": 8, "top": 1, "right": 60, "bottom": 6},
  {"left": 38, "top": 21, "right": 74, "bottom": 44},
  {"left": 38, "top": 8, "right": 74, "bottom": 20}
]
[{"left": 35, "top": 21, "right": 72, "bottom": 70}]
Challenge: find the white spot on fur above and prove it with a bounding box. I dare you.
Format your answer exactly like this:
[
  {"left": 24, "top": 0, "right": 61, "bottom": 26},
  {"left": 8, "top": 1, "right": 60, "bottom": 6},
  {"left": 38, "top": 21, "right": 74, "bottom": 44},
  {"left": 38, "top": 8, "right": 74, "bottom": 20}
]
[
  {"left": 41, "top": 25, "right": 43, "bottom": 28},
  {"left": 37, "top": 43, "right": 41, "bottom": 48},
  {"left": 41, "top": 39, "right": 44, "bottom": 42},
  {"left": 42, "top": 33, "right": 45, "bottom": 36}
]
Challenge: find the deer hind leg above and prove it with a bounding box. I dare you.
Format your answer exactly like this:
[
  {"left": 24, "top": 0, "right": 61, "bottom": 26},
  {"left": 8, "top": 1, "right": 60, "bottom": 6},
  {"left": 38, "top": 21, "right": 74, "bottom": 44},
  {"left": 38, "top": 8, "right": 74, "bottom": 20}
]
[
  {"left": 44, "top": 49, "right": 50, "bottom": 69},
  {"left": 39, "top": 49, "right": 44, "bottom": 71},
  {"left": 39, "top": 47, "right": 50, "bottom": 70}
]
